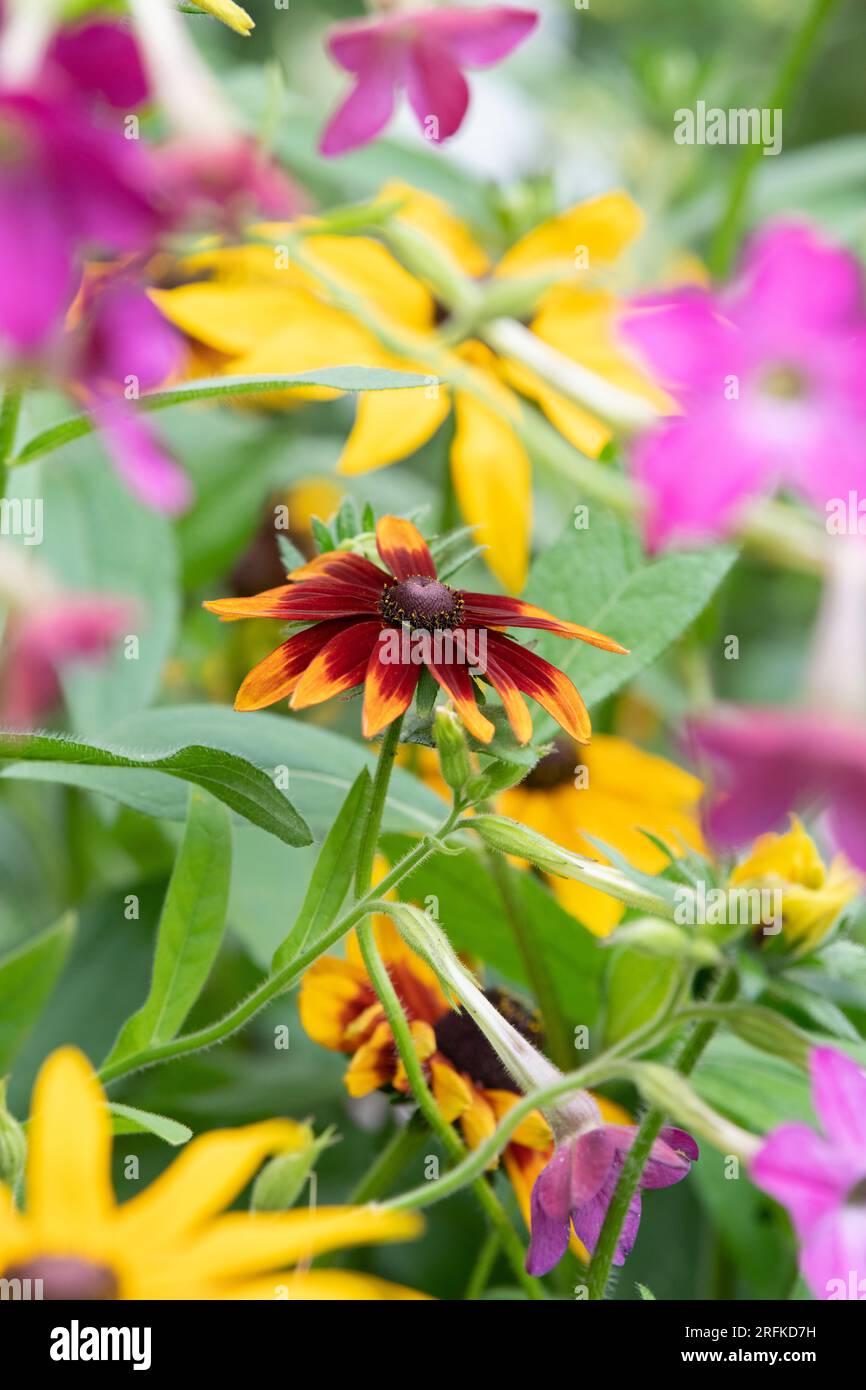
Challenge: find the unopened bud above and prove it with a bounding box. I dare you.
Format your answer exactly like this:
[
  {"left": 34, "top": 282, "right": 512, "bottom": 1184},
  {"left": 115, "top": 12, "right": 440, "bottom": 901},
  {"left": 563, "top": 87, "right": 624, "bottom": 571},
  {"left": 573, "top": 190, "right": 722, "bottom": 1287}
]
[
  {"left": 250, "top": 1122, "right": 336, "bottom": 1212},
  {"left": 721, "top": 1005, "right": 811, "bottom": 1069},
  {"left": 433, "top": 708, "right": 471, "bottom": 793},
  {"left": 0, "top": 1080, "right": 25, "bottom": 1188},
  {"left": 628, "top": 1062, "right": 760, "bottom": 1164},
  {"left": 464, "top": 759, "right": 526, "bottom": 802},
  {"left": 605, "top": 917, "right": 722, "bottom": 966}
]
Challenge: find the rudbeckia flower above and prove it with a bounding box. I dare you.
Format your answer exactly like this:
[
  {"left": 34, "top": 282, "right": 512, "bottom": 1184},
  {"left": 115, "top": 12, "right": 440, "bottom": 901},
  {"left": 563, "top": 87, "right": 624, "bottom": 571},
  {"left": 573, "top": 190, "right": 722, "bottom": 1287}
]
[
  {"left": 320, "top": 6, "right": 538, "bottom": 156},
  {"left": 300, "top": 915, "right": 627, "bottom": 1235},
  {"left": 751, "top": 1046, "right": 866, "bottom": 1300},
  {"left": 621, "top": 222, "right": 866, "bottom": 549},
  {"left": 203, "top": 514, "right": 627, "bottom": 744},
  {"left": 730, "top": 816, "right": 861, "bottom": 956},
  {"left": 0, "top": 1047, "right": 424, "bottom": 1299},
  {"left": 154, "top": 183, "right": 663, "bottom": 589}
]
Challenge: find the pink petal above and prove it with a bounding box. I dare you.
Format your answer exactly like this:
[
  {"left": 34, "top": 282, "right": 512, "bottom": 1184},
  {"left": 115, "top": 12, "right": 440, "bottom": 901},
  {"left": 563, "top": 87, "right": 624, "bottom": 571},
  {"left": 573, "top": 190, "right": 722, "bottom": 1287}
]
[
  {"left": 826, "top": 791, "right": 866, "bottom": 875},
  {"left": 751, "top": 1123, "right": 855, "bottom": 1240},
  {"left": 526, "top": 1171, "right": 571, "bottom": 1276},
  {"left": 420, "top": 7, "right": 539, "bottom": 66},
  {"left": 49, "top": 20, "right": 149, "bottom": 109},
  {"left": 735, "top": 222, "right": 865, "bottom": 337},
  {"left": 406, "top": 40, "right": 470, "bottom": 142},
  {"left": 319, "top": 52, "right": 403, "bottom": 156},
  {"left": 810, "top": 1047, "right": 866, "bottom": 1150},
  {"left": 0, "top": 175, "right": 74, "bottom": 350},
  {"left": 91, "top": 399, "right": 192, "bottom": 515},
  {"left": 620, "top": 289, "right": 735, "bottom": 396},
  {"left": 801, "top": 1207, "right": 866, "bottom": 1301}
]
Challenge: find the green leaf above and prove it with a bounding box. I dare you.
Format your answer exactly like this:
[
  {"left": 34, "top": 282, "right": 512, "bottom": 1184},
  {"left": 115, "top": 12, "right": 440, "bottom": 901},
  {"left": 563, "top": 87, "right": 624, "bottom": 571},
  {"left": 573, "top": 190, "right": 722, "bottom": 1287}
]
[
  {"left": 600, "top": 947, "right": 679, "bottom": 1048},
  {"left": 523, "top": 510, "right": 735, "bottom": 733},
  {"left": 0, "top": 914, "right": 76, "bottom": 1072},
  {"left": 0, "top": 727, "right": 311, "bottom": 847},
  {"left": 311, "top": 515, "right": 335, "bottom": 553},
  {"left": 0, "top": 706, "right": 442, "bottom": 842},
  {"left": 272, "top": 768, "right": 372, "bottom": 972},
  {"left": 335, "top": 496, "right": 359, "bottom": 541},
  {"left": 277, "top": 534, "right": 307, "bottom": 574},
  {"left": 102, "top": 788, "right": 231, "bottom": 1069},
  {"left": 13, "top": 369, "right": 433, "bottom": 465},
  {"left": 109, "top": 1103, "right": 192, "bottom": 1147}
]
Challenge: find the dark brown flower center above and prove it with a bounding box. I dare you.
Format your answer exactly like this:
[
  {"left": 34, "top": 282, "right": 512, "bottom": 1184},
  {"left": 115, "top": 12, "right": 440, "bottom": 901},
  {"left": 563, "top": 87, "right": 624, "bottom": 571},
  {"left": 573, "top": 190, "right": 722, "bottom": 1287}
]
[
  {"left": 3, "top": 1256, "right": 120, "bottom": 1300},
  {"left": 380, "top": 575, "right": 464, "bottom": 632},
  {"left": 522, "top": 735, "right": 581, "bottom": 790},
  {"left": 848, "top": 1178, "right": 866, "bottom": 1206},
  {"left": 434, "top": 987, "right": 544, "bottom": 1091}
]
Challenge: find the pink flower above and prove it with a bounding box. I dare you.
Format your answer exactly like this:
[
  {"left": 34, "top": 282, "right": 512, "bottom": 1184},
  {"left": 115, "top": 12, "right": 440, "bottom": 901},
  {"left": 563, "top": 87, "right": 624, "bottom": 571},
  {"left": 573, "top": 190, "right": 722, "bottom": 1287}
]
[
  {"left": 621, "top": 223, "right": 866, "bottom": 549},
  {"left": 320, "top": 5, "right": 538, "bottom": 156},
  {"left": 689, "top": 708, "right": 866, "bottom": 875},
  {"left": 156, "top": 136, "right": 301, "bottom": 233},
  {"left": 527, "top": 1115, "right": 698, "bottom": 1276},
  {"left": 0, "top": 589, "right": 131, "bottom": 729},
  {"left": 68, "top": 273, "right": 190, "bottom": 514},
  {"left": 752, "top": 1047, "right": 866, "bottom": 1300}
]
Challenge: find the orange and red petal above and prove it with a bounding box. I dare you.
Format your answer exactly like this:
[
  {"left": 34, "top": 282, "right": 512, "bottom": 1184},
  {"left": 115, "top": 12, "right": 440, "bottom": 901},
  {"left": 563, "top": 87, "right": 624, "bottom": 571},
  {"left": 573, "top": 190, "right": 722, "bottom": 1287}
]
[
  {"left": 204, "top": 579, "right": 379, "bottom": 624},
  {"left": 462, "top": 594, "right": 629, "bottom": 652},
  {"left": 287, "top": 551, "right": 390, "bottom": 596},
  {"left": 362, "top": 637, "right": 421, "bottom": 739},
  {"left": 482, "top": 651, "right": 534, "bottom": 745},
  {"left": 234, "top": 619, "right": 361, "bottom": 712},
  {"left": 291, "top": 619, "right": 381, "bottom": 710},
  {"left": 487, "top": 631, "right": 592, "bottom": 743},
  {"left": 375, "top": 515, "right": 436, "bottom": 580},
  {"left": 428, "top": 658, "right": 495, "bottom": 743}
]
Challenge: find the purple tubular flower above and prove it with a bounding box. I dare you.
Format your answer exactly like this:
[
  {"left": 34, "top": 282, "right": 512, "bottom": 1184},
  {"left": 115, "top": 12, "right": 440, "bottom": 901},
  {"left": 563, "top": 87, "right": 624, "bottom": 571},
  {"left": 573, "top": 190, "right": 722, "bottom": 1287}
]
[
  {"left": 320, "top": 6, "right": 538, "bottom": 156},
  {"left": 620, "top": 222, "right": 866, "bottom": 549},
  {"left": 751, "top": 1047, "right": 866, "bottom": 1300},
  {"left": 48, "top": 19, "right": 149, "bottom": 110},
  {"left": 526, "top": 1123, "right": 698, "bottom": 1276},
  {"left": 689, "top": 708, "right": 866, "bottom": 875},
  {"left": 0, "top": 88, "right": 161, "bottom": 352}
]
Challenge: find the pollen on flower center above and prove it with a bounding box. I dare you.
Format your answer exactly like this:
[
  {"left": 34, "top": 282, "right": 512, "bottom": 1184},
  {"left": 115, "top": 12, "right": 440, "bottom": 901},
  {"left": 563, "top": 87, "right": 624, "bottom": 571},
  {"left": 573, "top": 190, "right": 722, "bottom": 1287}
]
[
  {"left": 760, "top": 363, "right": 809, "bottom": 401},
  {"left": 379, "top": 575, "right": 465, "bottom": 632},
  {"left": 3, "top": 1255, "right": 120, "bottom": 1300}
]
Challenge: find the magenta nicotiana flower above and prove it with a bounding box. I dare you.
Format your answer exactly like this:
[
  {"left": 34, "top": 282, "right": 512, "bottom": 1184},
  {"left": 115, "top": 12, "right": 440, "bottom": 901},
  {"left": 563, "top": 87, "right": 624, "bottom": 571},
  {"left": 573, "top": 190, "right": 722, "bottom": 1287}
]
[
  {"left": 751, "top": 1047, "right": 866, "bottom": 1300},
  {"left": 0, "top": 550, "right": 131, "bottom": 728},
  {"left": 620, "top": 223, "right": 866, "bottom": 550},
  {"left": 67, "top": 272, "right": 190, "bottom": 514},
  {"left": 526, "top": 1107, "right": 698, "bottom": 1276},
  {"left": 320, "top": 4, "right": 538, "bottom": 156}
]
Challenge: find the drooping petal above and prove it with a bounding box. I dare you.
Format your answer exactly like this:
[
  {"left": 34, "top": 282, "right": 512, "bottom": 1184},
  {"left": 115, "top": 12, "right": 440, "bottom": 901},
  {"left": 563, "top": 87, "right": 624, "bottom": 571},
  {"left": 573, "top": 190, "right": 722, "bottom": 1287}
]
[
  {"left": 89, "top": 398, "right": 192, "bottom": 515},
  {"left": 319, "top": 48, "right": 403, "bottom": 157},
  {"left": 339, "top": 384, "right": 451, "bottom": 476},
  {"left": 203, "top": 581, "right": 378, "bottom": 623},
  {"left": 27, "top": 1048, "right": 114, "bottom": 1247},
  {"left": 486, "top": 632, "right": 591, "bottom": 742},
  {"left": 482, "top": 650, "right": 534, "bottom": 744},
  {"left": 234, "top": 619, "right": 360, "bottom": 711},
  {"left": 405, "top": 39, "right": 470, "bottom": 142},
  {"left": 810, "top": 1047, "right": 866, "bottom": 1151},
  {"left": 427, "top": 658, "right": 495, "bottom": 742},
  {"left": 800, "top": 1206, "right": 866, "bottom": 1302},
  {"left": 639, "top": 1126, "right": 698, "bottom": 1189},
  {"left": 362, "top": 634, "right": 421, "bottom": 738},
  {"left": 497, "top": 191, "right": 643, "bottom": 279},
  {"left": 463, "top": 593, "right": 628, "bottom": 650},
  {"left": 751, "top": 1123, "right": 855, "bottom": 1239},
  {"left": 526, "top": 1157, "right": 572, "bottom": 1276},
  {"left": 375, "top": 515, "right": 436, "bottom": 579},
  {"left": 286, "top": 551, "right": 390, "bottom": 593},
  {"left": 291, "top": 620, "right": 381, "bottom": 710},
  {"left": 450, "top": 383, "right": 531, "bottom": 592}
]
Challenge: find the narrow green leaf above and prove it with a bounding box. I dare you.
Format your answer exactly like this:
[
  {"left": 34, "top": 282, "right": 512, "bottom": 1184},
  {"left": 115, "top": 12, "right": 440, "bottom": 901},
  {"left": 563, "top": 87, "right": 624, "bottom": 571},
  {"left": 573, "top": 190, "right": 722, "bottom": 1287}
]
[
  {"left": 335, "top": 496, "right": 359, "bottom": 541},
  {"left": 13, "top": 369, "right": 433, "bottom": 465},
  {"left": 272, "top": 768, "right": 372, "bottom": 972},
  {"left": 102, "top": 789, "right": 231, "bottom": 1068},
  {"left": 311, "top": 515, "right": 335, "bottom": 553},
  {"left": 109, "top": 1103, "right": 193, "bottom": 1147},
  {"left": 277, "top": 534, "right": 306, "bottom": 574},
  {"left": 0, "top": 731, "right": 311, "bottom": 847},
  {"left": 0, "top": 914, "right": 76, "bottom": 1072}
]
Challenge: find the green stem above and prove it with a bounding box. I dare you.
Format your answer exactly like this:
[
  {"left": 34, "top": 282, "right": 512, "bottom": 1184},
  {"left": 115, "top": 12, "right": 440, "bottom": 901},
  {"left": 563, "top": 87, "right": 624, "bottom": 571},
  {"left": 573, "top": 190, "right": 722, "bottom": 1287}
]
[
  {"left": 0, "top": 388, "right": 21, "bottom": 494},
  {"left": 98, "top": 810, "right": 461, "bottom": 1087},
  {"left": 464, "top": 1228, "right": 501, "bottom": 1300},
  {"left": 349, "top": 1116, "right": 428, "bottom": 1204},
  {"left": 355, "top": 716, "right": 404, "bottom": 897},
  {"left": 584, "top": 966, "right": 738, "bottom": 1300},
  {"left": 707, "top": 0, "right": 842, "bottom": 276},
  {"left": 485, "top": 849, "right": 574, "bottom": 1072}
]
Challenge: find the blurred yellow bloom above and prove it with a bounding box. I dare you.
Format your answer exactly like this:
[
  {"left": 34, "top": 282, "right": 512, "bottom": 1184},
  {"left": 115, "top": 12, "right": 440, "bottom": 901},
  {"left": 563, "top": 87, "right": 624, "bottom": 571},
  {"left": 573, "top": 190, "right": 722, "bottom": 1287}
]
[
  {"left": 190, "top": 1, "right": 254, "bottom": 36},
  {"left": 154, "top": 182, "right": 662, "bottom": 591},
  {"left": 0, "top": 1048, "right": 424, "bottom": 1300},
  {"left": 730, "top": 817, "right": 862, "bottom": 956}
]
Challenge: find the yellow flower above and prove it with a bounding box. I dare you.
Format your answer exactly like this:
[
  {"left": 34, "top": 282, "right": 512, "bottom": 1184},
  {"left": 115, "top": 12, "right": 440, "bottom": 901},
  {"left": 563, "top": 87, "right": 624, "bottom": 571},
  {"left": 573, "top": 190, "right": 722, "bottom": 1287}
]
[
  {"left": 730, "top": 817, "right": 862, "bottom": 956},
  {"left": 154, "top": 182, "right": 662, "bottom": 592},
  {"left": 189, "top": 1, "right": 254, "bottom": 36},
  {"left": 0, "top": 1048, "right": 425, "bottom": 1300}
]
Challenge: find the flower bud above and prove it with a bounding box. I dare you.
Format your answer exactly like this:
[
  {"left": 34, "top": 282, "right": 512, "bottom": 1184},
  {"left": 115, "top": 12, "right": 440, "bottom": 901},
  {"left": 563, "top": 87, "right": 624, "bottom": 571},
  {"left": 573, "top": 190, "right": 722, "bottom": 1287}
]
[
  {"left": 250, "top": 1122, "right": 336, "bottom": 1212},
  {"left": 605, "top": 916, "right": 722, "bottom": 966},
  {"left": 720, "top": 1005, "right": 811, "bottom": 1069},
  {"left": 433, "top": 708, "right": 471, "bottom": 793},
  {"left": 628, "top": 1062, "right": 760, "bottom": 1163},
  {"left": 464, "top": 759, "right": 526, "bottom": 802},
  {"left": 0, "top": 1080, "right": 26, "bottom": 1189}
]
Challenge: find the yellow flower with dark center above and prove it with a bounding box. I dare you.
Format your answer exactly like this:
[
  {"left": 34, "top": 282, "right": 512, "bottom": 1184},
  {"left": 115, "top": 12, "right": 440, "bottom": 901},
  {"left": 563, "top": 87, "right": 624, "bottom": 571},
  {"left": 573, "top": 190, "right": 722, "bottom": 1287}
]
[
  {"left": 153, "top": 182, "right": 665, "bottom": 590},
  {"left": 300, "top": 916, "right": 628, "bottom": 1237},
  {"left": 0, "top": 1048, "right": 425, "bottom": 1300},
  {"left": 730, "top": 816, "right": 862, "bottom": 956}
]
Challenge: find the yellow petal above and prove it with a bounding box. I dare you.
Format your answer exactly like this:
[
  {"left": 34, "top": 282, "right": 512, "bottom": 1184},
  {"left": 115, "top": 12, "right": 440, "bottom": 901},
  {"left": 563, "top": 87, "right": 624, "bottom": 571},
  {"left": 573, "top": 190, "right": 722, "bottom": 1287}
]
[
  {"left": 151, "top": 283, "right": 313, "bottom": 356},
  {"left": 450, "top": 357, "right": 530, "bottom": 592},
  {"left": 731, "top": 815, "right": 826, "bottom": 889},
  {"left": 229, "top": 305, "right": 390, "bottom": 402},
  {"left": 339, "top": 382, "right": 451, "bottom": 476},
  {"left": 532, "top": 286, "right": 672, "bottom": 412},
  {"left": 116, "top": 1120, "right": 302, "bottom": 1243},
  {"left": 430, "top": 1059, "right": 474, "bottom": 1123},
  {"left": 501, "top": 354, "right": 612, "bottom": 457},
  {"left": 297, "top": 234, "right": 435, "bottom": 332},
  {"left": 485, "top": 1091, "right": 552, "bottom": 1151},
  {"left": 379, "top": 179, "right": 490, "bottom": 277},
  {"left": 225, "top": 1269, "right": 430, "bottom": 1300},
  {"left": 459, "top": 1089, "right": 498, "bottom": 1155},
  {"left": 495, "top": 191, "right": 643, "bottom": 279},
  {"left": 192, "top": 1, "right": 254, "bottom": 37},
  {"left": 27, "top": 1047, "right": 114, "bottom": 1247},
  {"left": 299, "top": 956, "right": 369, "bottom": 1052}
]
